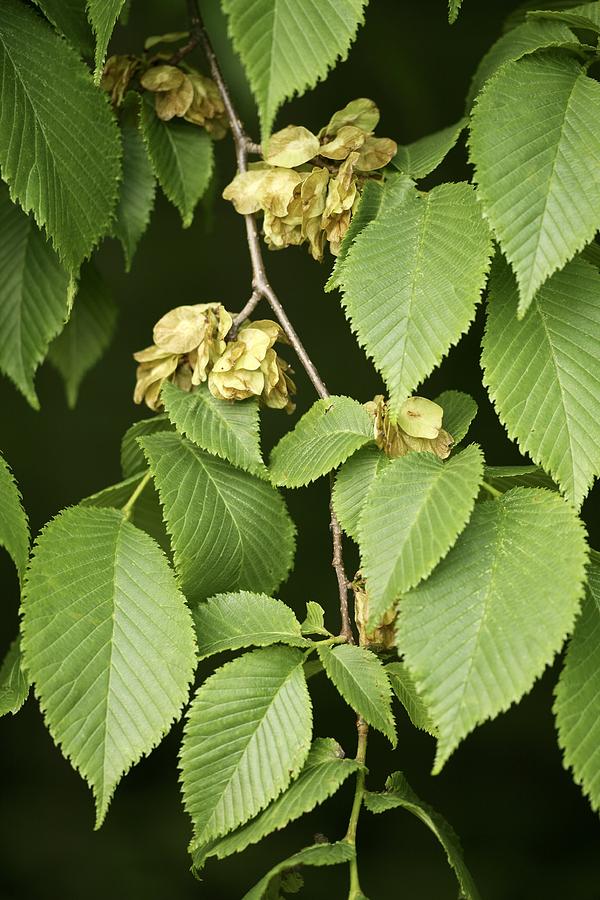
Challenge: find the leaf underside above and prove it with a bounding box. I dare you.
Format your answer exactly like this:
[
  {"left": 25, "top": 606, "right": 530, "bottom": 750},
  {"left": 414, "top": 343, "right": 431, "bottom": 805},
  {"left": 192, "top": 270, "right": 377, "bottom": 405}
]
[
  {"left": 0, "top": 0, "right": 121, "bottom": 269},
  {"left": 0, "top": 186, "right": 70, "bottom": 408}
]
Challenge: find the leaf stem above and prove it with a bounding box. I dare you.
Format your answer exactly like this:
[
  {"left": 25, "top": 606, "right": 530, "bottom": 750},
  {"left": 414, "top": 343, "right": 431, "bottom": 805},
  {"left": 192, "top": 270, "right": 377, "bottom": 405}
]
[
  {"left": 481, "top": 480, "right": 502, "bottom": 499},
  {"left": 345, "top": 716, "right": 369, "bottom": 898},
  {"left": 192, "top": 0, "right": 353, "bottom": 642},
  {"left": 122, "top": 470, "right": 152, "bottom": 520}
]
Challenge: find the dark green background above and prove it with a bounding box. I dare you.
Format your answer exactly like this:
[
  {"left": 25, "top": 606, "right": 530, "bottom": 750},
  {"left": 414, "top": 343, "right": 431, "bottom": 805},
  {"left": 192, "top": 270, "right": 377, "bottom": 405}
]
[{"left": 1, "top": 1, "right": 598, "bottom": 898}]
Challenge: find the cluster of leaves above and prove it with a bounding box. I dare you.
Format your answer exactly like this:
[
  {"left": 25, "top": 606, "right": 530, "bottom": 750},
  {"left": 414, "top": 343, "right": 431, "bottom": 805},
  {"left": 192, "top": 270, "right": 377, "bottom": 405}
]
[{"left": 1, "top": 0, "right": 600, "bottom": 898}]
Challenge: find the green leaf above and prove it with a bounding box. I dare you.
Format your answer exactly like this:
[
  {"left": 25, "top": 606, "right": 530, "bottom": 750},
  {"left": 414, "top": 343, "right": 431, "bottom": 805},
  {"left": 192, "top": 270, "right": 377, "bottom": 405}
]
[
  {"left": 242, "top": 842, "right": 355, "bottom": 900},
  {"left": 80, "top": 472, "right": 169, "bottom": 553},
  {"left": 482, "top": 256, "right": 600, "bottom": 507},
  {"left": 192, "top": 738, "right": 361, "bottom": 870},
  {"left": 221, "top": 0, "right": 368, "bottom": 139},
  {"left": 435, "top": 390, "right": 478, "bottom": 444},
  {"left": 269, "top": 396, "right": 374, "bottom": 488},
  {"left": 332, "top": 445, "right": 390, "bottom": 542},
  {"left": 582, "top": 238, "right": 600, "bottom": 270},
  {"left": 0, "top": 0, "right": 121, "bottom": 270},
  {"left": 301, "top": 601, "right": 331, "bottom": 637},
  {"left": 86, "top": 0, "right": 126, "bottom": 80},
  {"left": 554, "top": 550, "right": 600, "bottom": 813},
  {"left": 364, "top": 771, "right": 480, "bottom": 900},
  {"left": 120, "top": 414, "right": 173, "bottom": 478},
  {"left": 448, "top": 0, "right": 463, "bottom": 23},
  {"left": 529, "top": 2, "right": 600, "bottom": 33},
  {"left": 484, "top": 465, "right": 557, "bottom": 493},
  {"left": 162, "top": 381, "right": 267, "bottom": 479},
  {"left": 317, "top": 643, "right": 396, "bottom": 745},
  {"left": 33, "top": 0, "right": 94, "bottom": 57},
  {"left": 48, "top": 262, "right": 117, "bottom": 408},
  {"left": 466, "top": 18, "right": 579, "bottom": 107},
  {"left": 22, "top": 506, "right": 197, "bottom": 826},
  {"left": 114, "top": 96, "right": 156, "bottom": 271},
  {"left": 470, "top": 52, "right": 600, "bottom": 312},
  {"left": 141, "top": 432, "right": 295, "bottom": 604},
  {"left": 191, "top": 591, "right": 309, "bottom": 660},
  {"left": 339, "top": 182, "right": 492, "bottom": 417},
  {"left": 359, "top": 445, "right": 484, "bottom": 624},
  {"left": 0, "top": 452, "right": 29, "bottom": 579},
  {"left": 396, "top": 488, "right": 588, "bottom": 772},
  {"left": 327, "top": 180, "right": 385, "bottom": 292},
  {"left": 0, "top": 186, "right": 71, "bottom": 408},
  {"left": 386, "top": 661, "right": 436, "bottom": 735},
  {"left": 140, "top": 96, "right": 213, "bottom": 228},
  {"left": 393, "top": 118, "right": 467, "bottom": 179},
  {"left": 181, "top": 645, "right": 312, "bottom": 845},
  {"left": 0, "top": 638, "right": 29, "bottom": 717},
  {"left": 327, "top": 174, "right": 414, "bottom": 292}
]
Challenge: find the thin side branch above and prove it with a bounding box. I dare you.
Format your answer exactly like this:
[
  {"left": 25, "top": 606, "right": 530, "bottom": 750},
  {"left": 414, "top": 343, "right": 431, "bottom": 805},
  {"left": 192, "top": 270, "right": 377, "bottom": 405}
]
[
  {"left": 230, "top": 289, "right": 262, "bottom": 335},
  {"left": 192, "top": 0, "right": 352, "bottom": 638}
]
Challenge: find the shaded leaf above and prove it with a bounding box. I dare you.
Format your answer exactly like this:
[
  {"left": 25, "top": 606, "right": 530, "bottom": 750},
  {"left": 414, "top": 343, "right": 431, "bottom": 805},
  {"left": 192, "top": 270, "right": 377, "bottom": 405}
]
[
  {"left": 48, "top": 262, "right": 117, "bottom": 407},
  {"left": 114, "top": 95, "right": 156, "bottom": 271},
  {"left": 0, "top": 451, "right": 29, "bottom": 579},
  {"left": 140, "top": 96, "right": 213, "bottom": 228},
  {"left": 364, "top": 771, "right": 480, "bottom": 900},
  {"left": 393, "top": 119, "right": 467, "bottom": 179},
  {"left": 86, "top": 0, "right": 126, "bottom": 79},
  {"left": 554, "top": 550, "right": 600, "bottom": 812},
  {"left": 33, "top": 0, "right": 94, "bottom": 56},
  {"left": 242, "top": 842, "right": 354, "bottom": 900},
  {"left": 0, "top": 0, "right": 121, "bottom": 269},
  {"left": 0, "top": 638, "right": 29, "bottom": 717},
  {"left": 120, "top": 414, "right": 173, "bottom": 478},
  {"left": 484, "top": 465, "right": 557, "bottom": 494},
  {"left": 0, "top": 186, "right": 70, "bottom": 408},
  {"left": 80, "top": 472, "right": 169, "bottom": 553}
]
